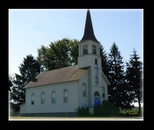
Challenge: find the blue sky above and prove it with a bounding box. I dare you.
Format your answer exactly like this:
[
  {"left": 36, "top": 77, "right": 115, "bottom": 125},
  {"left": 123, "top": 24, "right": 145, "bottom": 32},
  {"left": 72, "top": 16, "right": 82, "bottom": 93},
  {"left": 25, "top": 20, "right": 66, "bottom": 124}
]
[{"left": 9, "top": 9, "right": 143, "bottom": 75}]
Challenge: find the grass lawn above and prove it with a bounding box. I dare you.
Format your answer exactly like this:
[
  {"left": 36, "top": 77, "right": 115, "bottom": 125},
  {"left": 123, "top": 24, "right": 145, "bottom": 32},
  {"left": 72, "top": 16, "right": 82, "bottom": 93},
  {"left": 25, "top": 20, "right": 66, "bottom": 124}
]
[
  {"left": 119, "top": 107, "right": 143, "bottom": 117},
  {"left": 9, "top": 112, "right": 143, "bottom": 121},
  {"left": 9, "top": 107, "right": 143, "bottom": 121}
]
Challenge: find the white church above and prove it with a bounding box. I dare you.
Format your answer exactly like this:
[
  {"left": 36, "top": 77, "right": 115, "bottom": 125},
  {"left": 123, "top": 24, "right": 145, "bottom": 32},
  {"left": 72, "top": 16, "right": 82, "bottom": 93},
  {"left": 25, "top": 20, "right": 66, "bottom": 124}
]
[{"left": 20, "top": 9, "right": 110, "bottom": 116}]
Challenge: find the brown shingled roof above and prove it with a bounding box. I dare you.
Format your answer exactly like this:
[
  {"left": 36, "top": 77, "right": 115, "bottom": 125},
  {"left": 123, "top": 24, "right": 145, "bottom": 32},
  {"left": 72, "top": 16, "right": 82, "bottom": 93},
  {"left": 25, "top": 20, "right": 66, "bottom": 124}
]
[{"left": 24, "top": 65, "right": 90, "bottom": 88}]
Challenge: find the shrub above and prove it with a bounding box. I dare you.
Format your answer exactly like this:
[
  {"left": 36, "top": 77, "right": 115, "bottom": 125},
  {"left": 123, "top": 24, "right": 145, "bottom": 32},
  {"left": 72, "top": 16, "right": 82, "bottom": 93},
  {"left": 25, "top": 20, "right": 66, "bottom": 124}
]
[
  {"left": 75, "top": 100, "right": 120, "bottom": 117},
  {"left": 94, "top": 100, "right": 120, "bottom": 117},
  {"left": 75, "top": 106, "right": 89, "bottom": 117}
]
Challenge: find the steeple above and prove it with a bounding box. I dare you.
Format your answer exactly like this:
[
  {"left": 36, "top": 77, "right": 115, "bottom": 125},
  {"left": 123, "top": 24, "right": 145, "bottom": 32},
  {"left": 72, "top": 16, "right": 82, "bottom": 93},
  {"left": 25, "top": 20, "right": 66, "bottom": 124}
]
[
  {"left": 78, "top": 9, "right": 101, "bottom": 68},
  {"left": 80, "top": 9, "right": 99, "bottom": 43}
]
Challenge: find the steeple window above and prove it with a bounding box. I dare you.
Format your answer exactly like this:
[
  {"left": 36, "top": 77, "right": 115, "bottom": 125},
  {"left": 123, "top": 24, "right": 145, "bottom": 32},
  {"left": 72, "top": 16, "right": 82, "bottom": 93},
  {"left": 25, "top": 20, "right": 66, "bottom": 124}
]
[
  {"left": 83, "top": 45, "right": 88, "bottom": 55},
  {"left": 92, "top": 45, "right": 96, "bottom": 54}
]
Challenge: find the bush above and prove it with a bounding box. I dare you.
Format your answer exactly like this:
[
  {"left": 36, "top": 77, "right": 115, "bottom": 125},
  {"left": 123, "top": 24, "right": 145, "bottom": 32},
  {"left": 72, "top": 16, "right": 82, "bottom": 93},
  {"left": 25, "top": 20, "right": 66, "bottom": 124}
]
[
  {"left": 10, "top": 102, "right": 20, "bottom": 112},
  {"left": 94, "top": 100, "right": 120, "bottom": 117},
  {"left": 75, "top": 100, "right": 120, "bottom": 117},
  {"left": 75, "top": 106, "right": 89, "bottom": 117}
]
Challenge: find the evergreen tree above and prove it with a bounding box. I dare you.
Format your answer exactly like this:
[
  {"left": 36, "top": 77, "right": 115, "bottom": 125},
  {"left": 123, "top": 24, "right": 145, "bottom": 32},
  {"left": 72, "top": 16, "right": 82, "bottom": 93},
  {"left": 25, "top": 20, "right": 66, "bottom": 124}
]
[
  {"left": 107, "top": 42, "right": 129, "bottom": 109},
  {"left": 10, "top": 55, "right": 40, "bottom": 112},
  {"left": 125, "top": 49, "right": 143, "bottom": 115},
  {"left": 100, "top": 45, "right": 110, "bottom": 77},
  {"left": 8, "top": 75, "right": 13, "bottom": 91}
]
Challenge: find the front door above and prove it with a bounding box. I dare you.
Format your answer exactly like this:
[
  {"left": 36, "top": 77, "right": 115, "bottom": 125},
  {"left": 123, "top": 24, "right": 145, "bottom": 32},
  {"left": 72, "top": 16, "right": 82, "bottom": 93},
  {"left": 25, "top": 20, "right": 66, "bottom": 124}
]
[{"left": 94, "top": 91, "right": 100, "bottom": 107}]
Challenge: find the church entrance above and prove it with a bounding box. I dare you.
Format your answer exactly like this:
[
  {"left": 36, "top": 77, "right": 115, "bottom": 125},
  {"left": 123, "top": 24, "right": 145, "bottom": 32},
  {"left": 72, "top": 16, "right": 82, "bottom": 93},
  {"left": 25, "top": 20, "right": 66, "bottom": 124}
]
[{"left": 94, "top": 91, "right": 100, "bottom": 107}]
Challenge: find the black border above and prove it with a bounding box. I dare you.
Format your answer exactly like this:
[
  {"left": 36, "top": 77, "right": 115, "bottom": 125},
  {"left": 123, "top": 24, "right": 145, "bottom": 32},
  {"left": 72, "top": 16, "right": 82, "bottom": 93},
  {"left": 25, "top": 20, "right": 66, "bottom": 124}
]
[{"left": 3, "top": 0, "right": 146, "bottom": 128}]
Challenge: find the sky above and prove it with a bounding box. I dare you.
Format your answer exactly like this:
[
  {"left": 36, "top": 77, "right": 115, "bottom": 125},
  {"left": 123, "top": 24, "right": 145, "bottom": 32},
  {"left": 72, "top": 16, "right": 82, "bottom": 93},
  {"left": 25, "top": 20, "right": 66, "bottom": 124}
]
[{"left": 9, "top": 9, "right": 143, "bottom": 75}]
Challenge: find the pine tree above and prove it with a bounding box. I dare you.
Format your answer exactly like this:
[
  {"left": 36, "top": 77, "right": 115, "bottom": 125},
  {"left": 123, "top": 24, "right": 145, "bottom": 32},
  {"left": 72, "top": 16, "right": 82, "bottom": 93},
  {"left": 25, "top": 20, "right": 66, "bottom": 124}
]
[
  {"left": 10, "top": 55, "right": 40, "bottom": 112},
  {"left": 107, "top": 42, "right": 129, "bottom": 109},
  {"left": 100, "top": 45, "right": 110, "bottom": 77},
  {"left": 125, "top": 49, "right": 143, "bottom": 115}
]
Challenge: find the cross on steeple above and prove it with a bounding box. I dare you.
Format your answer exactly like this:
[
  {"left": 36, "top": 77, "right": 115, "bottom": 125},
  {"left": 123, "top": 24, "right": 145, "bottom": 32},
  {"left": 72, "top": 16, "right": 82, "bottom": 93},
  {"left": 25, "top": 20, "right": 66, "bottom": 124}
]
[{"left": 95, "top": 65, "right": 100, "bottom": 77}]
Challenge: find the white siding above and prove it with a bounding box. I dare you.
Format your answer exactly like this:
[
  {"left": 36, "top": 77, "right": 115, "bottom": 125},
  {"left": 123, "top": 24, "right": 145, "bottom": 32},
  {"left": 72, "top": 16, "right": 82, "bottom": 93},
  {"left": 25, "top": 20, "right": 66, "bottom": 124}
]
[
  {"left": 100, "top": 73, "right": 109, "bottom": 101},
  {"left": 78, "top": 69, "right": 89, "bottom": 108},
  {"left": 20, "top": 103, "right": 26, "bottom": 114},
  {"left": 92, "top": 72, "right": 109, "bottom": 106},
  {"left": 25, "top": 81, "right": 78, "bottom": 113},
  {"left": 78, "top": 54, "right": 101, "bottom": 69}
]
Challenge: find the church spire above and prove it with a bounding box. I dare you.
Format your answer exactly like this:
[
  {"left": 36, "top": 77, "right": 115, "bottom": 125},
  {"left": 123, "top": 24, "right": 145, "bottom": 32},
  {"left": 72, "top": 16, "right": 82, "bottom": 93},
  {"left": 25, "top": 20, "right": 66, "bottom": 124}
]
[{"left": 80, "top": 9, "right": 99, "bottom": 43}]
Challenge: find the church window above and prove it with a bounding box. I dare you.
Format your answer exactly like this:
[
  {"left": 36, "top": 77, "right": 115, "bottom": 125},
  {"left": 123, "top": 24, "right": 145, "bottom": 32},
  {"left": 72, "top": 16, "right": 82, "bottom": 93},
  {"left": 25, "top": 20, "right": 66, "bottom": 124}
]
[
  {"left": 41, "top": 92, "right": 45, "bottom": 104},
  {"left": 82, "top": 83, "right": 86, "bottom": 97},
  {"left": 95, "top": 59, "right": 97, "bottom": 65},
  {"left": 102, "top": 93, "right": 105, "bottom": 98},
  {"left": 94, "top": 91, "right": 100, "bottom": 97},
  {"left": 51, "top": 91, "right": 56, "bottom": 104},
  {"left": 31, "top": 93, "right": 35, "bottom": 105},
  {"left": 102, "top": 86, "right": 105, "bottom": 98},
  {"left": 64, "top": 90, "right": 68, "bottom": 103},
  {"left": 92, "top": 45, "right": 97, "bottom": 54},
  {"left": 83, "top": 45, "right": 88, "bottom": 55}
]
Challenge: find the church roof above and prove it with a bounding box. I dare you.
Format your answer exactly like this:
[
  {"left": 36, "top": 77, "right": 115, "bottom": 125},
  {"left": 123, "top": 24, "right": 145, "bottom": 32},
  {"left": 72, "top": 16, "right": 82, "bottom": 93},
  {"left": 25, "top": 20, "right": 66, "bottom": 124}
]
[
  {"left": 24, "top": 65, "right": 90, "bottom": 89},
  {"left": 80, "top": 9, "right": 99, "bottom": 43}
]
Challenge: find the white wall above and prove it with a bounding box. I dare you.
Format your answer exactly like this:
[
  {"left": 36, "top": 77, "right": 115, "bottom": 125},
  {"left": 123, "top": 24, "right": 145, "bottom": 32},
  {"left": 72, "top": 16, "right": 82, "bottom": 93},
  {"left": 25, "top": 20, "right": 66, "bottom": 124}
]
[
  {"left": 101, "top": 74, "right": 109, "bottom": 101},
  {"left": 92, "top": 75, "right": 108, "bottom": 102},
  {"left": 78, "top": 69, "right": 90, "bottom": 108},
  {"left": 20, "top": 103, "right": 26, "bottom": 114},
  {"left": 25, "top": 81, "right": 79, "bottom": 113},
  {"left": 78, "top": 54, "right": 101, "bottom": 69},
  {"left": 78, "top": 54, "right": 108, "bottom": 106}
]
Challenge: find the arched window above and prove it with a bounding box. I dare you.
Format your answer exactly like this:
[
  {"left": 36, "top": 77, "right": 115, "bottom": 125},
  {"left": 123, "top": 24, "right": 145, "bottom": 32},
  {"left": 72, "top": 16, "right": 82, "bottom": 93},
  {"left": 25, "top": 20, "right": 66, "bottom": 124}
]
[
  {"left": 94, "top": 91, "right": 100, "bottom": 97},
  {"left": 64, "top": 90, "right": 68, "bottom": 103},
  {"left": 31, "top": 93, "right": 35, "bottom": 105},
  {"left": 82, "top": 83, "right": 86, "bottom": 97},
  {"left": 51, "top": 91, "right": 56, "bottom": 104},
  {"left": 41, "top": 92, "right": 45, "bottom": 104}
]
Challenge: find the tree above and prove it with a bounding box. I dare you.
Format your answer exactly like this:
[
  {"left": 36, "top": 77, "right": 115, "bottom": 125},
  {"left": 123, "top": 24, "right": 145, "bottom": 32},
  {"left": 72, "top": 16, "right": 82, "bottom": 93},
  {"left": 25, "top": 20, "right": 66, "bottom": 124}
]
[
  {"left": 125, "top": 49, "right": 143, "bottom": 115},
  {"left": 10, "top": 55, "right": 40, "bottom": 112},
  {"left": 68, "top": 39, "right": 79, "bottom": 65},
  {"left": 37, "top": 38, "right": 79, "bottom": 71},
  {"left": 100, "top": 45, "right": 110, "bottom": 77},
  {"left": 8, "top": 75, "right": 13, "bottom": 91},
  {"left": 107, "top": 42, "right": 130, "bottom": 109}
]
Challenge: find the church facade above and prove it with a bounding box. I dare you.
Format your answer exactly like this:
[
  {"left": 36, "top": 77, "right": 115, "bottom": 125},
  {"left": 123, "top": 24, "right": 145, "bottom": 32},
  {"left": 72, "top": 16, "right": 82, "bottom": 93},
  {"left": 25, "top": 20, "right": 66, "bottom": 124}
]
[{"left": 20, "top": 10, "right": 110, "bottom": 115}]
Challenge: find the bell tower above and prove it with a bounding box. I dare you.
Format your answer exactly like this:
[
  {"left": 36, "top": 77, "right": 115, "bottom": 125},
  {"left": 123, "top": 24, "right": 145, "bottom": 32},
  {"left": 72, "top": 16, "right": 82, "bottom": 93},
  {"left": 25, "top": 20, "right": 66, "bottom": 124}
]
[
  {"left": 78, "top": 9, "right": 105, "bottom": 114},
  {"left": 78, "top": 9, "right": 101, "bottom": 71}
]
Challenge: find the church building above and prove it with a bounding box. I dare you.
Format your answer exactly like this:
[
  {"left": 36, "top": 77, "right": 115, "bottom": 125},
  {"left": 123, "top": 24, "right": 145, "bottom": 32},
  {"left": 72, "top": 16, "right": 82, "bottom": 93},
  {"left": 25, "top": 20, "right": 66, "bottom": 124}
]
[{"left": 20, "top": 9, "right": 110, "bottom": 116}]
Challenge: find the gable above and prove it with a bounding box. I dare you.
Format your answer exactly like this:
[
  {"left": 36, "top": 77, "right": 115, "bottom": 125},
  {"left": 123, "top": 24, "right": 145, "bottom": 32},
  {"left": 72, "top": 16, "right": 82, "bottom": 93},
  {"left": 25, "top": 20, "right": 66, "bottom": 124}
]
[
  {"left": 24, "top": 65, "right": 90, "bottom": 89},
  {"left": 101, "top": 71, "right": 110, "bottom": 85}
]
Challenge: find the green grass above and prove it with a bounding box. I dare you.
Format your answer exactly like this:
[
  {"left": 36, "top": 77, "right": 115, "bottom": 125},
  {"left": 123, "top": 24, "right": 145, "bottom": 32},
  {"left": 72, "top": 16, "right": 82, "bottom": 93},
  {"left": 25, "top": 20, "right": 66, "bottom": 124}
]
[{"left": 119, "top": 107, "right": 141, "bottom": 116}]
